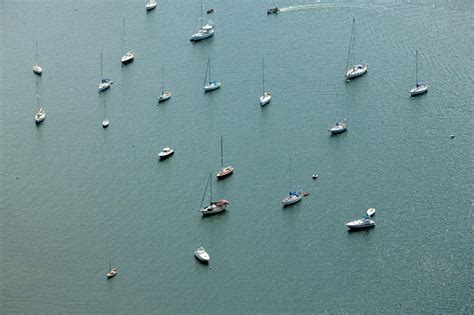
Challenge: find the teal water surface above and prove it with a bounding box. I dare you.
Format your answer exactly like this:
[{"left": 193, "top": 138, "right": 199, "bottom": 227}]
[{"left": 1, "top": 0, "right": 473, "bottom": 313}]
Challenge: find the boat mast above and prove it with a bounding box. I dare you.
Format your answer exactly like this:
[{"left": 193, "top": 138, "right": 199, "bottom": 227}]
[
  {"left": 100, "top": 53, "right": 104, "bottom": 80},
  {"left": 203, "top": 58, "right": 209, "bottom": 87},
  {"left": 35, "top": 40, "right": 39, "bottom": 64},
  {"left": 36, "top": 79, "right": 40, "bottom": 109},
  {"left": 415, "top": 50, "right": 419, "bottom": 86},
  {"left": 161, "top": 65, "right": 164, "bottom": 93},
  {"left": 200, "top": 0, "right": 203, "bottom": 27},
  {"left": 122, "top": 17, "right": 126, "bottom": 55},
  {"left": 208, "top": 57, "right": 211, "bottom": 83},
  {"left": 346, "top": 17, "right": 355, "bottom": 71},
  {"left": 104, "top": 98, "right": 107, "bottom": 119},
  {"left": 288, "top": 157, "right": 292, "bottom": 194},
  {"left": 208, "top": 173, "right": 212, "bottom": 204},
  {"left": 262, "top": 58, "right": 265, "bottom": 94},
  {"left": 220, "top": 136, "right": 224, "bottom": 168}
]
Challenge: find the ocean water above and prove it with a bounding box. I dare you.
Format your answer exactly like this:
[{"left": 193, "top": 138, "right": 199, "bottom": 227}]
[{"left": 1, "top": 0, "right": 472, "bottom": 313}]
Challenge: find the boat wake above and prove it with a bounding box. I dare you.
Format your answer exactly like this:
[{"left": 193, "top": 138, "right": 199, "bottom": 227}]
[{"left": 278, "top": 3, "right": 392, "bottom": 13}]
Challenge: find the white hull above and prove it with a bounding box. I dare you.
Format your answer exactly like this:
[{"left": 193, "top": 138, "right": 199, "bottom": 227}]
[
  {"left": 146, "top": 1, "right": 156, "bottom": 10},
  {"left": 33, "top": 65, "right": 42, "bottom": 75},
  {"left": 159, "top": 148, "right": 174, "bottom": 160},
  {"left": 204, "top": 81, "right": 221, "bottom": 91},
  {"left": 260, "top": 92, "right": 272, "bottom": 106},
  {"left": 102, "top": 119, "right": 109, "bottom": 128},
  {"left": 366, "top": 208, "right": 376, "bottom": 217},
  {"left": 410, "top": 85, "right": 428, "bottom": 96},
  {"left": 106, "top": 268, "right": 117, "bottom": 279},
  {"left": 329, "top": 120, "right": 348, "bottom": 135},
  {"left": 345, "top": 64, "right": 368, "bottom": 80},
  {"left": 282, "top": 193, "right": 302, "bottom": 206},
  {"left": 121, "top": 52, "right": 134, "bottom": 65},
  {"left": 194, "top": 247, "right": 210, "bottom": 263},
  {"left": 190, "top": 28, "right": 214, "bottom": 41},
  {"left": 346, "top": 218, "right": 376, "bottom": 230},
  {"left": 158, "top": 92, "right": 172, "bottom": 102},
  {"left": 98, "top": 80, "right": 113, "bottom": 92},
  {"left": 217, "top": 166, "right": 233, "bottom": 179},
  {"left": 35, "top": 108, "right": 46, "bottom": 124},
  {"left": 200, "top": 200, "right": 229, "bottom": 216}
]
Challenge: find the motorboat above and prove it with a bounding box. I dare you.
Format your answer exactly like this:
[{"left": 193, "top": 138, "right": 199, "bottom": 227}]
[
  {"left": 35, "top": 107, "right": 46, "bottom": 124},
  {"left": 345, "top": 64, "right": 368, "bottom": 80},
  {"left": 282, "top": 191, "right": 302, "bottom": 207},
  {"left": 102, "top": 119, "right": 109, "bottom": 128},
  {"left": 121, "top": 51, "right": 134, "bottom": 65},
  {"left": 194, "top": 247, "right": 210, "bottom": 264},
  {"left": 158, "top": 147, "right": 174, "bottom": 160},
  {"left": 267, "top": 7, "right": 280, "bottom": 14},
  {"left": 312, "top": 174, "right": 319, "bottom": 180},
  {"left": 329, "top": 119, "right": 348, "bottom": 135},
  {"left": 146, "top": 0, "right": 157, "bottom": 11},
  {"left": 206, "top": 8, "right": 214, "bottom": 14},
  {"left": 200, "top": 199, "right": 229, "bottom": 216},
  {"left": 158, "top": 91, "right": 172, "bottom": 102},
  {"left": 260, "top": 92, "right": 272, "bottom": 106},
  {"left": 98, "top": 79, "right": 113, "bottom": 92},
  {"left": 346, "top": 217, "right": 375, "bottom": 230},
  {"left": 33, "top": 64, "right": 43, "bottom": 75},
  {"left": 366, "top": 208, "right": 376, "bottom": 217}
]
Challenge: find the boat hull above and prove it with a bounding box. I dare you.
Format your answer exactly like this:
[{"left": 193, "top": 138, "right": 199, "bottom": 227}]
[
  {"left": 217, "top": 166, "right": 234, "bottom": 179},
  {"left": 282, "top": 193, "right": 302, "bottom": 206},
  {"left": 194, "top": 248, "right": 210, "bottom": 264},
  {"left": 102, "top": 119, "right": 109, "bottom": 128},
  {"left": 410, "top": 85, "right": 428, "bottom": 96},
  {"left": 200, "top": 200, "right": 229, "bottom": 216},
  {"left": 33, "top": 65, "right": 42, "bottom": 75},
  {"left": 190, "top": 29, "right": 214, "bottom": 42},
  {"left": 158, "top": 92, "right": 172, "bottom": 102},
  {"left": 346, "top": 219, "right": 376, "bottom": 230},
  {"left": 345, "top": 64, "right": 368, "bottom": 80},
  {"left": 159, "top": 151, "right": 174, "bottom": 160},
  {"left": 98, "top": 80, "right": 113, "bottom": 92},
  {"left": 106, "top": 268, "right": 117, "bottom": 279},
  {"left": 121, "top": 54, "right": 134, "bottom": 65},
  {"left": 260, "top": 93, "right": 272, "bottom": 106},
  {"left": 204, "top": 81, "right": 221, "bottom": 91}
]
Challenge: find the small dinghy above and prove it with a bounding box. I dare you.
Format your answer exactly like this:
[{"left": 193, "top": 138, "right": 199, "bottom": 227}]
[
  {"left": 267, "top": 7, "right": 279, "bottom": 14},
  {"left": 206, "top": 8, "right": 214, "bottom": 14},
  {"left": 194, "top": 246, "right": 210, "bottom": 264},
  {"left": 158, "top": 147, "right": 174, "bottom": 160},
  {"left": 312, "top": 174, "right": 319, "bottom": 180},
  {"left": 106, "top": 261, "right": 117, "bottom": 279},
  {"left": 366, "top": 207, "right": 376, "bottom": 217}
]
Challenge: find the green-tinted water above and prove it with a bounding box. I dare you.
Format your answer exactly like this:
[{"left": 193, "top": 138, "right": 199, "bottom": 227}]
[{"left": 1, "top": 0, "right": 472, "bottom": 313}]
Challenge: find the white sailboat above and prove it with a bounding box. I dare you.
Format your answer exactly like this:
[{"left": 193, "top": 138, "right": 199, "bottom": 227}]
[
  {"left": 190, "top": 0, "right": 214, "bottom": 42},
  {"left": 200, "top": 173, "right": 229, "bottom": 216},
  {"left": 34, "top": 79, "right": 45, "bottom": 124},
  {"left": 146, "top": 0, "right": 157, "bottom": 11},
  {"left": 121, "top": 17, "right": 134, "bottom": 65},
  {"left": 216, "top": 136, "right": 234, "bottom": 179},
  {"left": 158, "top": 66, "right": 172, "bottom": 102},
  {"left": 345, "top": 17, "right": 367, "bottom": 80},
  {"left": 282, "top": 158, "right": 302, "bottom": 207},
  {"left": 102, "top": 98, "right": 109, "bottom": 128},
  {"left": 106, "top": 261, "right": 117, "bottom": 279},
  {"left": 203, "top": 57, "right": 221, "bottom": 92},
  {"left": 32, "top": 40, "right": 43, "bottom": 75},
  {"left": 410, "top": 50, "right": 428, "bottom": 96},
  {"left": 259, "top": 58, "right": 272, "bottom": 106},
  {"left": 329, "top": 119, "right": 348, "bottom": 135},
  {"left": 98, "top": 53, "right": 113, "bottom": 92}
]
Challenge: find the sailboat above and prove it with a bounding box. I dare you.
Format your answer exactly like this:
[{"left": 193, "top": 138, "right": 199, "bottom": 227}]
[
  {"left": 259, "top": 58, "right": 272, "bottom": 106},
  {"left": 145, "top": 0, "right": 157, "bottom": 11},
  {"left": 106, "top": 261, "right": 117, "bottom": 279},
  {"left": 102, "top": 98, "right": 109, "bottom": 128},
  {"left": 216, "top": 136, "right": 234, "bottom": 179},
  {"left": 410, "top": 50, "right": 428, "bottom": 96},
  {"left": 98, "top": 53, "right": 113, "bottom": 92},
  {"left": 158, "top": 66, "right": 172, "bottom": 102},
  {"left": 281, "top": 158, "right": 302, "bottom": 207},
  {"left": 200, "top": 173, "right": 230, "bottom": 216},
  {"left": 190, "top": 0, "right": 214, "bottom": 42},
  {"left": 121, "top": 17, "right": 134, "bottom": 65},
  {"left": 33, "top": 40, "right": 43, "bottom": 75},
  {"left": 329, "top": 119, "right": 348, "bottom": 135},
  {"left": 203, "top": 57, "right": 221, "bottom": 92},
  {"left": 34, "top": 79, "right": 45, "bottom": 124},
  {"left": 345, "top": 17, "right": 368, "bottom": 80}
]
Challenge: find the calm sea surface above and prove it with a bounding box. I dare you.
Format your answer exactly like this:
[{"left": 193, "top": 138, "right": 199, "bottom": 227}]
[{"left": 1, "top": 0, "right": 473, "bottom": 313}]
